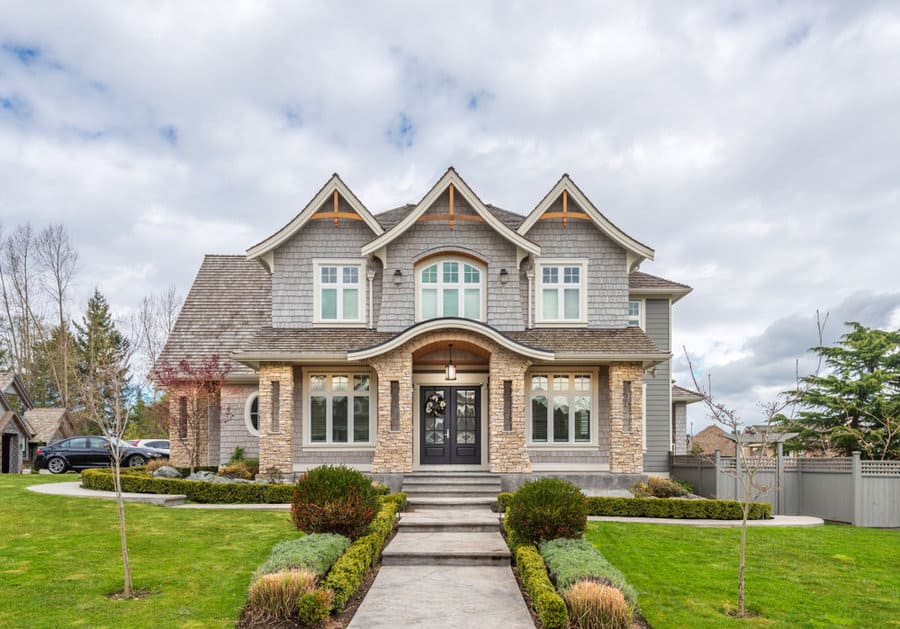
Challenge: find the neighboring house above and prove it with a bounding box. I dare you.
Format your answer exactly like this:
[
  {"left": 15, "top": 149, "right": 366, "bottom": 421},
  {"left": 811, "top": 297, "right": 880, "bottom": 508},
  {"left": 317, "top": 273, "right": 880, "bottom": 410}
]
[
  {"left": 688, "top": 425, "right": 736, "bottom": 457},
  {"left": 23, "top": 408, "right": 77, "bottom": 461},
  {"left": 671, "top": 384, "right": 704, "bottom": 455},
  {"left": 158, "top": 168, "right": 695, "bottom": 487},
  {"left": 0, "top": 373, "right": 35, "bottom": 474},
  {"left": 731, "top": 424, "right": 800, "bottom": 457}
]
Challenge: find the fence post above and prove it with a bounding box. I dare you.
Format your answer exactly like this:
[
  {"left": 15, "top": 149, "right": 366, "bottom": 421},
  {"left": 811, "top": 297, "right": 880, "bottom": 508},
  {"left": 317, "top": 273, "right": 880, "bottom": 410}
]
[
  {"left": 851, "top": 451, "right": 862, "bottom": 526},
  {"left": 774, "top": 442, "right": 782, "bottom": 514},
  {"left": 714, "top": 449, "right": 722, "bottom": 498}
]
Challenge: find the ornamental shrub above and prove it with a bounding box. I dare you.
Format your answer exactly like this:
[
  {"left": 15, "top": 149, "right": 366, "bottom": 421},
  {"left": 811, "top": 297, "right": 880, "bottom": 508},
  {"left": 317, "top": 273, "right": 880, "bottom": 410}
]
[
  {"left": 245, "top": 569, "right": 317, "bottom": 624},
  {"left": 506, "top": 478, "right": 588, "bottom": 544},
  {"left": 564, "top": 580, "right": 632, "bottom": 629},
  {"left": 291, "top": 465, "right": 379, "bottom": 539},
  {"left": 254, "top": 533, "right": 350, "bottom": 579},
  {"left": 631, "top": 476, "right": 689, "bottom": 498},
  {"left": 297, "top": 589, "right": 334, "bottom": 626},
  {"left": 586, "top": 496, "right": 771, "bottom": 519},
  {"left": 539, "top": 538, "right": 637, "bottom": 604},
  {"left": 145, "top": 458, "right": 170, "bottom": 473},
  {"left": 218, "top": 461, "right": 253, "bottom": 480},
  {"left": 516, "top": 545, "right": 568, "bottom": 628}
]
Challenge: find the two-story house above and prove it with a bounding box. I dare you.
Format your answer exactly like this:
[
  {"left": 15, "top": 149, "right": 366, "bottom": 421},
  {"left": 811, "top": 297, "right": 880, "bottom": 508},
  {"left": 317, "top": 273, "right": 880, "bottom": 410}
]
[{"left": 158, "top": 168, "right": 698, "bottom": 489}]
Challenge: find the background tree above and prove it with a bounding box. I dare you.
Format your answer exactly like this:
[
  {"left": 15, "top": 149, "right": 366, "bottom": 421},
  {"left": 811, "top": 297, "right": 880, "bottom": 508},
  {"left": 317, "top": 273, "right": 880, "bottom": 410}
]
[
  {"left": 73, "top": 290, "right": 130, "bottom": 432},
  {"left": 784, "top": 322, "right": 899, "bottom": 460},
  {"left": 152, "top": 356, "right": 230, "bottom": 474}
]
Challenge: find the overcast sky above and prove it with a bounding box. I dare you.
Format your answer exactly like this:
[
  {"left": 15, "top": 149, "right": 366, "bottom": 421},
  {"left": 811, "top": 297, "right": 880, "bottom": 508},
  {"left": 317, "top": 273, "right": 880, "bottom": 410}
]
[{"left": 1, "top": 1, "right": 898, "bottom": 429}]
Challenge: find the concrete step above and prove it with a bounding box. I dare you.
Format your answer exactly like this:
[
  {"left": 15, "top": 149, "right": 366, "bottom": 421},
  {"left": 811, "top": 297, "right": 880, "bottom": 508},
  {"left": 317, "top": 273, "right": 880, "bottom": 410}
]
[
  {"left": 399, "top": 508, "right": 501, "bottom": 533},
  {"left": 407, "top": 496, "right": 496, "bottom": 508},
  {"left": 402, "top": 476, "right": 501, "bottom": 486},
  {"left": 403, "top": 472, "right": 500, "bottom": 480},
  {"left": 381, "top": 531, "right": 511, "bottom": 566},
  {"left": 402, "top": 485, "right": 499, "bottom": 495}
]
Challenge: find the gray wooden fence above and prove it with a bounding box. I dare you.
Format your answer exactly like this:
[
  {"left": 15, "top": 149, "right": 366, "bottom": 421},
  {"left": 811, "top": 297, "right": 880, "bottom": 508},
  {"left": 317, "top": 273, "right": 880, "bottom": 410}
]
[{"left": 670, "top": 450, "right": 900, "bottom": 528}]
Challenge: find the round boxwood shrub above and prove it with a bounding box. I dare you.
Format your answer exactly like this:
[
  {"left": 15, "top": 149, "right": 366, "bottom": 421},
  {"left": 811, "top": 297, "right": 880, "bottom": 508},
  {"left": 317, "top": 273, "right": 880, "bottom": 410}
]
[
  {"left": 291, "top": 465, "right": 379, "bottom": 539},
  {"left": 506, "top": 478, "right": 588, "bottom": 544}
]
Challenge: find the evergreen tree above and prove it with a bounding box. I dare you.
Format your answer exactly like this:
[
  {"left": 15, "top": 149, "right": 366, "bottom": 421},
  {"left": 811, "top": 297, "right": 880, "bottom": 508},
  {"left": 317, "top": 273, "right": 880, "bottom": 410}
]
[
  {"left": 73, "top": 289, "right": 130, "bottom": 432},
  {"left": 786, "top": 322, "right": 900, "bottom": 459}
]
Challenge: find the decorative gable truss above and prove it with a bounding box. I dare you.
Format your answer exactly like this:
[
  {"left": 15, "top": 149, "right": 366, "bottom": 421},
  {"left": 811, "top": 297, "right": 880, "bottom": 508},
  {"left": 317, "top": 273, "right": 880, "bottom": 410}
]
[
  {"left": 246, "top": 174, "right": 384, "bottom": 272},
  {"left": 517, "top": 174, "right": 655, "bottom": 271}
]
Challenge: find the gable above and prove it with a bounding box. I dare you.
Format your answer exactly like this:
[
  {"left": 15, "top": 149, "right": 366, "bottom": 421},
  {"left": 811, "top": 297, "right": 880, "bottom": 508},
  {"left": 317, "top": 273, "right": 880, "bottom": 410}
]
[
  {"left": 247, "top": 174, "right": 383, "bottom": 271},
  {"left": 361, "top": 168, "right": 540, "bottom": 259},
  {"left": 518, "top": 175, "right": 654, "bottom": 269}
]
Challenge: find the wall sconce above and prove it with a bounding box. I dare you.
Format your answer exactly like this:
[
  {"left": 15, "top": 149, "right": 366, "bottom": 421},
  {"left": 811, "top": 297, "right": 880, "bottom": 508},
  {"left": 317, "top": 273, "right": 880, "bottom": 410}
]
[
  {"left": 499, "top": 268, "right": 509, "bottom": 285},
  {"left": 393, "top": 269, "right": 403, "bottom": 286},
  {"left": 445, "top": 343, "right": 457, "bottom": 381},
  {"left": 366, "top": 267, "right": 376, "bottom": 282}
]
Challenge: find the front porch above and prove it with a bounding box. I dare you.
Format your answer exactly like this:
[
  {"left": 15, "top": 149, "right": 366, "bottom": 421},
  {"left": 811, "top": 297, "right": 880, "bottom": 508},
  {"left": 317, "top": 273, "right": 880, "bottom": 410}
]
[{"left": 253, "top": 325, "right": 647, "bottom": 481}]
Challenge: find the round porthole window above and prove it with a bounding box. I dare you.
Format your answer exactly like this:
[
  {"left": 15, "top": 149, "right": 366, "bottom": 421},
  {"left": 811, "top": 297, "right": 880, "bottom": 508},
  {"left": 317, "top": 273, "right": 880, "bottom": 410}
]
[{"left": 245, "top": 393, "right": 260, "bottom": 436}]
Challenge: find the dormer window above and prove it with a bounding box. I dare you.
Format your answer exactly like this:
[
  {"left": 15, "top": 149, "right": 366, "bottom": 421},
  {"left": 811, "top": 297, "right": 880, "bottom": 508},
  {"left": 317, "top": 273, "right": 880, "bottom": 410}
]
[
  {"left": 416, "top": 257, "right": 486, "bottom": 321},
  {"left": 313, "top": 259, "right": 366, "bottom": 325}
]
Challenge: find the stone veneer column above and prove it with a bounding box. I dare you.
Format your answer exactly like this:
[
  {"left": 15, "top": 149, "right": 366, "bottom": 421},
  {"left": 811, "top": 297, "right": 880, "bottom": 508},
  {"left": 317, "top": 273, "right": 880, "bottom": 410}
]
[
  {"left": 257, "top": 363, "right": 294, "bottom": 475},
  {"left": 167, "top": 393, "right": 209, "bottom": 468},
  {"left": 489, "top": 347, "right": 532, "bottom": 473},
  {"left": 370, "top": 352, "right": 414, "bottom": 473},
  {"left": 608, "top": 362, "right": 645, "bottom": 473}
]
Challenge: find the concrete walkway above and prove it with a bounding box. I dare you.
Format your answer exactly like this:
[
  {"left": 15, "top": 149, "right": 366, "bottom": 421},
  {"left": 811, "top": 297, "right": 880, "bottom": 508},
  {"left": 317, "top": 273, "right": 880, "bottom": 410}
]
[
  {"left": 25, "top": 481, "right": 289, "bottom": 510},
  {"left": 589, "top": 514, "right": 824, "bottom": 527}
]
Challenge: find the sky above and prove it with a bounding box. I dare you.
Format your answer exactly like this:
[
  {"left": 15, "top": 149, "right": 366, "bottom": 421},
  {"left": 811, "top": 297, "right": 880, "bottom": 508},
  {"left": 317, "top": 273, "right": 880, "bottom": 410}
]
[{"left": 1, "top": 1, "right": 898, "bottom": 430}]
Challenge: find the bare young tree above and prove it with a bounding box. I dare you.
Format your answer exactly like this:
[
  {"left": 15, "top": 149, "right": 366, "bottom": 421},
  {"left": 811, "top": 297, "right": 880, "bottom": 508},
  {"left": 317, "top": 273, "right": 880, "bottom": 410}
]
[
  {"left": 152, "top": 356, "right": 230, "bottom": 474},
  {"left": 77, "top": 334, "right": 137, "bottom": 597},
  {"left": 0, "top": 224, "right": 45, "bottom": 377},
  {"left": 133, "top": 286, "right": 181, "bottom": 389},
  {"left": 683, "top": 312, "right": 827, "bottom": 618},
  {"left": 37, "top": 224, "right": 79, "bottom": 407}
]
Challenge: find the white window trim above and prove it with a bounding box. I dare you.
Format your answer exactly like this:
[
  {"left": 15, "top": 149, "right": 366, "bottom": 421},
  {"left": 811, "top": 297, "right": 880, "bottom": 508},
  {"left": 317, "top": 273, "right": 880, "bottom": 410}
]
[
  {"left": 304, "top": 370, "right": 376, "bottom": 447},
  {"left": 627, "top": 298, "right": 646, "bottom": 330},
  {"left": 414, "top": 255, "right": 487, "bottom": 323},
  {"left": 526, "top": 369, "right": 599, "bottom": 446},
  {"left": 244, "top": 392, "right": 260, "bottom": 436},
  {"left": 312, "top": 258, "right": 367, "bottom": 326},
  {"left": 535, "top": 258, "right": 588, "bottom": 326}
]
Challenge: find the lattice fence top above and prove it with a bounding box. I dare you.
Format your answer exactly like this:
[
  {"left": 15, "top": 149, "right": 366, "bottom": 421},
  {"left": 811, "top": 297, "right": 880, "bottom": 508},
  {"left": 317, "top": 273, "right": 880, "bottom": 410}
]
[
  {"left": 669, "top": 455, "right": 715, "bottom": 467},
  {"left": 861, "top": 460, "right": 900, "bottom": 477},
  {"left": 796, "top": 458, "right": 854, "bottom": 473}
]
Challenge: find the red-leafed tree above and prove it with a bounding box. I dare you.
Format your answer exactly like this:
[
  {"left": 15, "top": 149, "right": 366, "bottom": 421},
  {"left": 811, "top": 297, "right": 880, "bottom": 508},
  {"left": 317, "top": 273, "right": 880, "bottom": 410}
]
[{"left": 152, "top": 356, "right": 230, "bottom": 474}]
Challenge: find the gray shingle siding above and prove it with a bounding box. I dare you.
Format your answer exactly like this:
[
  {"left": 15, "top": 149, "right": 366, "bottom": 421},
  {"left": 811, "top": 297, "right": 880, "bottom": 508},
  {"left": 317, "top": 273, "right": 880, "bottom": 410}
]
[
  {"left": 272, "top": 198, "right": 378, "bottom": 328},
  {"left": 643, "top": 298, "right": 671, "bottom": 473},
  {"left": 219, "top": 383, "right": 259, "bottom": 463},
  {"left": 526, "top": 202, "right": 628, "bottom": 328},
  {"left": 376, "top": 191, "right": 524, "bottom": 332}
]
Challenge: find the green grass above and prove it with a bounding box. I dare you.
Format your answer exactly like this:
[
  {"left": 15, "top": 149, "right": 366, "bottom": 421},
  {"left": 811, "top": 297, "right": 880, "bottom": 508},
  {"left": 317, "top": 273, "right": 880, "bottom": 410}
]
[
  {"left": 0, "top": 474, "right": 299, "bottom": 629},
  {"left": 586, "top": 521, "right": 900, "bottom": 628}
]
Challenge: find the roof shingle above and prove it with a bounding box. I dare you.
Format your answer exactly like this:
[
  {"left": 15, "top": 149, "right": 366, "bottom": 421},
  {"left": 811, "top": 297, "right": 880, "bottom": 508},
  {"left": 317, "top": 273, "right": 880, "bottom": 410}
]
[{"left": 629, "top": 271, "right": 691, "bottom": 291}]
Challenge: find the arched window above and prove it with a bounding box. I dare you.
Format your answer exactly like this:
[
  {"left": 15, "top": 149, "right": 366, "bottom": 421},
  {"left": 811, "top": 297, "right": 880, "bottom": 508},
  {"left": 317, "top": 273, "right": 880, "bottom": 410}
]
[
  {"left": 417, "top": 257, "right": 485, "bottom": 321},
  {"left": 245, "top": 393, "right": 260, "bottom": 436}
]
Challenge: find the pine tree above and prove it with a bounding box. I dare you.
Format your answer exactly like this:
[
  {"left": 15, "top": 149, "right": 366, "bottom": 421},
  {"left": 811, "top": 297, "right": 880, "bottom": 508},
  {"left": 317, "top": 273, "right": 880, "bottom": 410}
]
[{"left": 73, "top": 289, "right": 130, "bottom": 432}]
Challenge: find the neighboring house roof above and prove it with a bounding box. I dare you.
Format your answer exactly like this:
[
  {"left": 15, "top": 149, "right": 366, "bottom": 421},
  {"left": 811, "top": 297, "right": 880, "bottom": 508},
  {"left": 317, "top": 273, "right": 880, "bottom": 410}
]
[
  {"left": 689, "top": 425, "right": 736, "bottom": 456},
  {"left": 517, "top": 174, "right": 655, "bottom": 269},
  {"left": 156, "top": 255, "right": 271, "bottom": 379},
  {"left": 0, "top": 372, "right": 34, "bottom": 410},
  {"left": 672, "top": 384, "right": 704, "bottom": 403},
  {"left": 629, "top": 271, "right": 692, "bottom": 302},
  {"left": 23, "top": 408, "right": 74, "bottom": 444},
  {"left": 361, "top": 168, "right": 542, "bottom": 258},
  {"left": 246, "top": 174, "right": 384, "bottom": 270},
  {"left": 0, "top": 410, "right": 33, "bottom": 439},
  {"left": 726, "top": 425, "right": 800, "bottom": 445}
]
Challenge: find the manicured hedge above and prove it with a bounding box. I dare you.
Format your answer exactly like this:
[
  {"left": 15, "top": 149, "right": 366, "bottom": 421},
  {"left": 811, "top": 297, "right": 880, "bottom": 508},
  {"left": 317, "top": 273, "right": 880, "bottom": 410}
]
[
  {"left": 515, "top": 544, "right": 568, "bottom": 629},
  {"left": 320, "top": 495, "right": 402, "bottom": 612},
  {"left": 539, "top": 538, "right": 637, "bottom": 605},
  {"left": 495, "top": 491, "right": 514, "bottom": 513},
  {"left": 81, "top": 468, "right": 294, "bottom": 504},
  {"left": 586, "top": 496, "right": 771, "bottom": 520}
]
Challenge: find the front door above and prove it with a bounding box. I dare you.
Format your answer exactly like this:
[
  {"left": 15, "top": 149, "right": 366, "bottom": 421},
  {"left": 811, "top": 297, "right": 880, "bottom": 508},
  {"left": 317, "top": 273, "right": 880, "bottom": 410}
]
[{"left": 420, "top": 386, "right": 481, "bottom": 465}]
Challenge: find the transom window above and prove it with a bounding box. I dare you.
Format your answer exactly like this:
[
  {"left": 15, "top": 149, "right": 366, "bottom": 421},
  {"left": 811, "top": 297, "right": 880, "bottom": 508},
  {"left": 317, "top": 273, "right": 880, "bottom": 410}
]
[
  {"left": 245, "top": 393, "right": 260, "bottom": 436},
  {"left": 530, "top": 373, "right": 592, "bottom": 444},
  {"left": 314, "top": 260, "right": 365, "bottom": 323},
  {"left": 537, "top": 261, "right": 586, "bottom": 323},
  {"left": 309, "top": 374, "right": 372, "bottom": 444},
  {"left": 417, "top": 257, "right": 485, "bottom": 321}
]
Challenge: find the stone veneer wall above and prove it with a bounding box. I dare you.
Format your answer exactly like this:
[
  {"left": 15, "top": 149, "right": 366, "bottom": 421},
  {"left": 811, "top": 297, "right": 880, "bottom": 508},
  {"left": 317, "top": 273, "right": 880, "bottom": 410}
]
[
  {"left": 608, "top": 362, "right": 645, "bottom": 473},
  {"left": 257, "top": 364, "right": 294, "bottom": 474},
  {"left": 368, "top": 329, "right": 533, "bottom": 474}
]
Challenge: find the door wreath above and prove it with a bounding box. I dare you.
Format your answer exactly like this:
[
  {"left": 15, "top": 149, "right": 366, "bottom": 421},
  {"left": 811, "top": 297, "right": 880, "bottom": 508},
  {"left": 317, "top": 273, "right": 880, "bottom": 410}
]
[{"left": 425, "top": 392, "right": 447, "bottom": 416}]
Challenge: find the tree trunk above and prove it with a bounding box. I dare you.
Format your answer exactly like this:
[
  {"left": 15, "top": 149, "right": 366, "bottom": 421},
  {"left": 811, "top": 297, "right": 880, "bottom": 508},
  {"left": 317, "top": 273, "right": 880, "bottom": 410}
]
[
  {"left": 112, "top": 458, "right": 133, "bottom": 597},
  {"left": 738, "top": 503, "right": 749, "bottom": 616}
]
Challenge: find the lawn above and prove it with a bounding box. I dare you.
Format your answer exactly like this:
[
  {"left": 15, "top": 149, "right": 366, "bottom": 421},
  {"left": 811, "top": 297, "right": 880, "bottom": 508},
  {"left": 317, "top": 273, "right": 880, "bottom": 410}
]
[
  {"left": 0, "top": 474, "right": 299, "bottom": 629},
  {"left": 586, "top": 521, "right": 900, "bottom": 628}
]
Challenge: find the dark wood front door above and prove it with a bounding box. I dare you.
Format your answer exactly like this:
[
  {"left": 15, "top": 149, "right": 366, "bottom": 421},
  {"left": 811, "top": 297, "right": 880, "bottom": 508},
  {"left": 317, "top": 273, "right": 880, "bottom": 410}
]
[{"left": 420, "top": 386, "right": 481, "bottom": 465}]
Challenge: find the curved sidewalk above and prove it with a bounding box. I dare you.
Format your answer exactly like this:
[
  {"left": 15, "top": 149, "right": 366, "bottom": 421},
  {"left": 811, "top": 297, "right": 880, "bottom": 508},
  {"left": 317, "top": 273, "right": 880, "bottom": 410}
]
[
  {"left": 589, "top": 515, "right": 824, "bottom": 527},
  {"left": 26, "top": 481, "right": 289, "bottom": 510}
]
